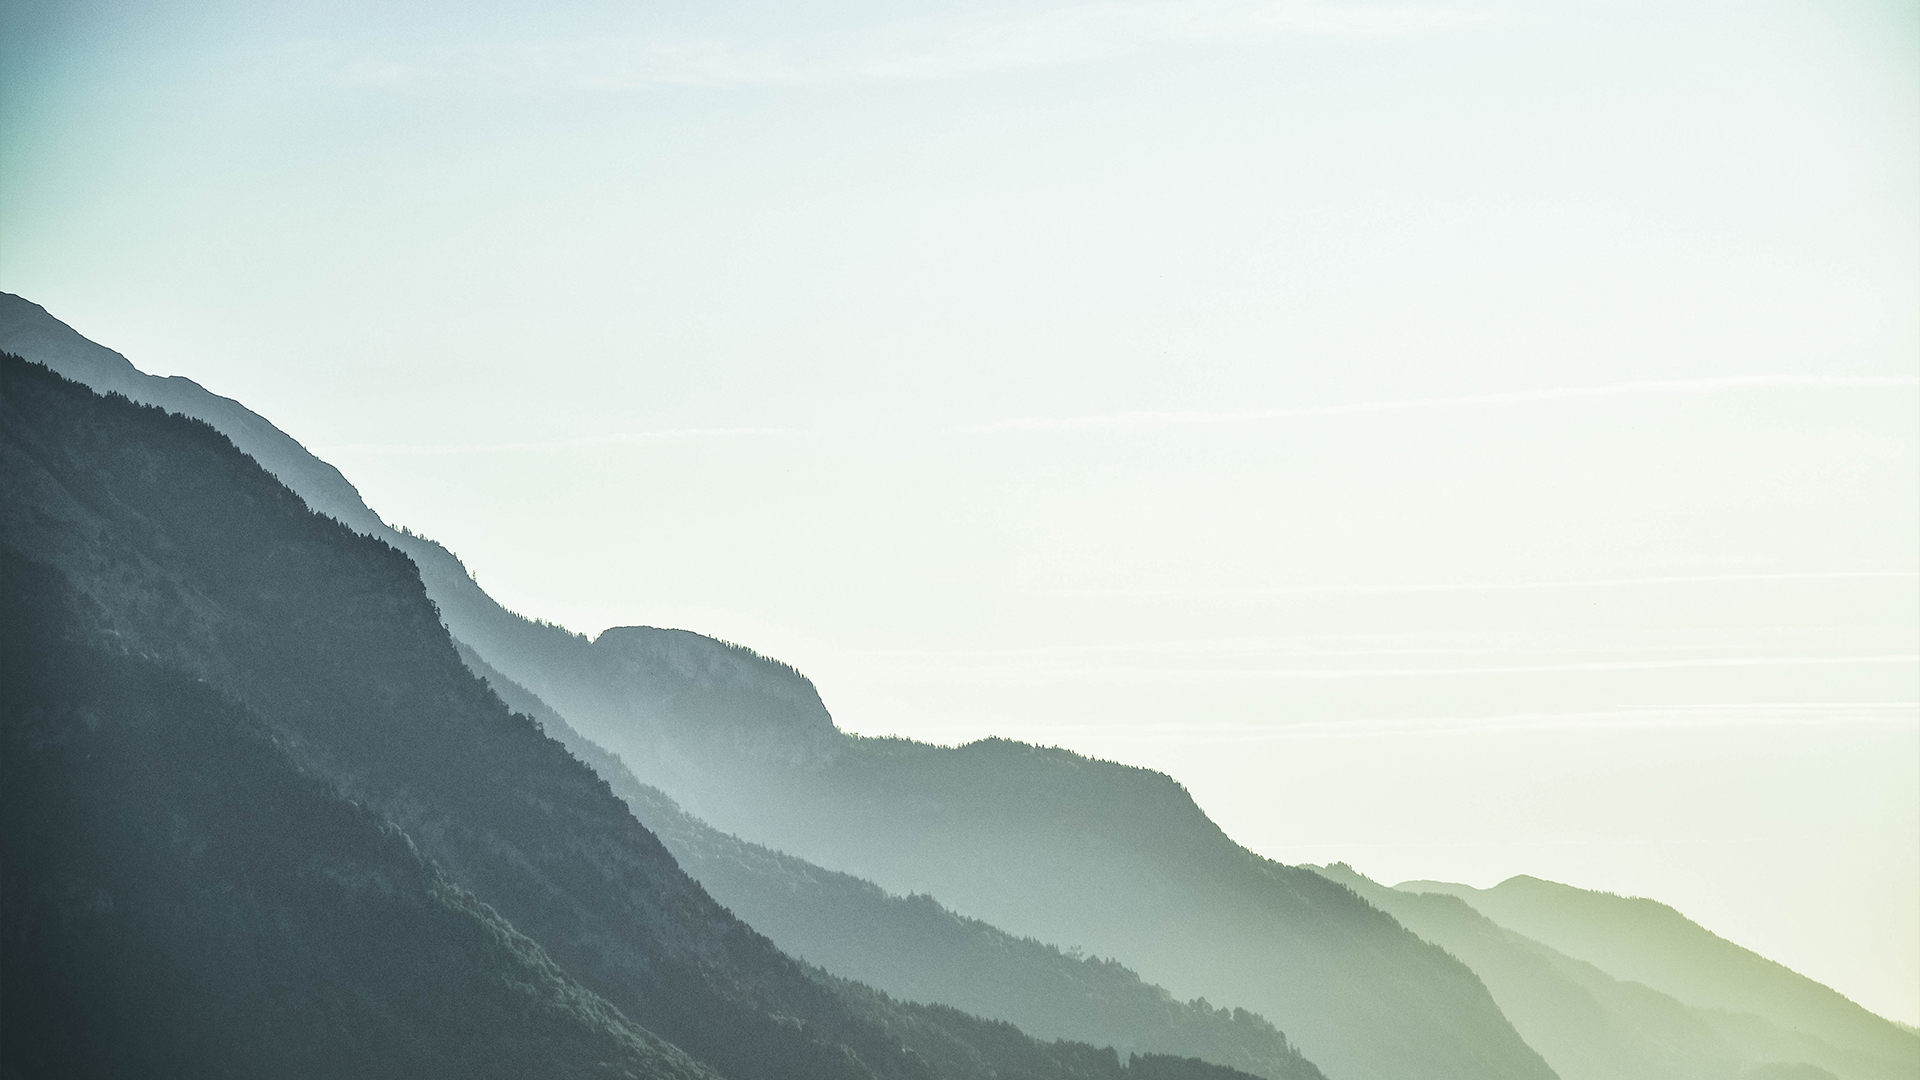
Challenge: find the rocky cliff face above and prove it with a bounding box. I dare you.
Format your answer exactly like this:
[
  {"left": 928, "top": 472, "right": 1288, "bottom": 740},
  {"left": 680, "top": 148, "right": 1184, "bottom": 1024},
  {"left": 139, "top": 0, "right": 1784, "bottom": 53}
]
[{"left": 593, "top": 626, "right": 843, "bottom": 764}]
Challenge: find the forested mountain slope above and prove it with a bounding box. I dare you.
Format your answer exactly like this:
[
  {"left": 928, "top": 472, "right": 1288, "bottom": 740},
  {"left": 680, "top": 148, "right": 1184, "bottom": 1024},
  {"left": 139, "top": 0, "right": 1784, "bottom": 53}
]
[
  {"left": 0, "top": 295, "right": 1553, "bottom": 1080},
  {"left": 1, "top": 553, "right": 720, "bottom": 1080},
  {"left": 1401, "top": 876, "right": 1919, "bottom": 1079},
  {"left": 460, "top": 641, "right": 1325, "bottom": 1080},
  {"left": 2, "top": 292, "right": 1322, "bottom": 1080},
  {"left": 456, "top": 627, "right": 1554, "bottom": 1080},
  {"left": 1314, "top": 865, "right": 1899, "bottom": 1080},
  {"left": 0, "top": 293, "right": 621, "bottom": 747},
  {"left": 0, "top": 292, "right": 578, "bottom": 689},
  {"left": 0, "top": 293, "right": 388, "bottom": 535},
  {"left": 0, "top": 355, "right": 1270, "bottom": 1080}
]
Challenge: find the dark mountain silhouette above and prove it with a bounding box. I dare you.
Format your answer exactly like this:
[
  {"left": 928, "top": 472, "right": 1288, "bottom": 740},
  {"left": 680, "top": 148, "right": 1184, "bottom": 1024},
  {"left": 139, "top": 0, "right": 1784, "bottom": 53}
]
[
  {"left": 0, "top": 294, "right": 389, "bottom": 536},
  {"left": 2, "top": 553, "right": 720, "bottom": 1080},
  {"left": 0, "top": 292, "right": 1550, "bottom": 1080},
  {"left": 1400, "top": 875, "right": 1919, "bottom": 1080},
  {"left": 0, "top": 294, "right": 613, "bottom": 735},
  {"left": 0, "top": 354, "right": 1274, "bottom": 1080},
  {"left": 1314, "top": 864, "right": 1903, "bottom": 1080},
  {"left": 460, "top": 641, "right": 1325, "bottom": 1080}
]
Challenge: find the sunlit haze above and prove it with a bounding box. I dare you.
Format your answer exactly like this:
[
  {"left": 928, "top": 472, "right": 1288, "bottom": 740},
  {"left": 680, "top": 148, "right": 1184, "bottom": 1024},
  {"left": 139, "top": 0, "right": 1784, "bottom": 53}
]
[{"left": 4, "top": 0, "right": 1916, "bottom": 1023}]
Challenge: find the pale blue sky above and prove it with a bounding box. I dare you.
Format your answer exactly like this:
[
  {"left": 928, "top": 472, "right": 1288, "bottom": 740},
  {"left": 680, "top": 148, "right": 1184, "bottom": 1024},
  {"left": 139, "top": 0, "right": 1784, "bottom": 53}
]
[{"left": 4, "top": 0, "right": 1917, "bottom": 1021}]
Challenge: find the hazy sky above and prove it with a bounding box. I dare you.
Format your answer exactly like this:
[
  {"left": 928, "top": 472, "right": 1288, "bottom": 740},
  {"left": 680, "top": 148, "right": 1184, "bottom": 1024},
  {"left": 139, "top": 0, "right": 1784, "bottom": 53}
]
[{"left": 4, "top": 0, "right": 1917, "bottom": 1022}]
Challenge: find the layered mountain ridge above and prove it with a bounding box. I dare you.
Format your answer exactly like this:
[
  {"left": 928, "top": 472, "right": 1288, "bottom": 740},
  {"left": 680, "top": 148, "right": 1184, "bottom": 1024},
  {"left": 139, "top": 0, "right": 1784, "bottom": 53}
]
[
  {"left": 0, "top": 292, "right": 1547, "bottom": 1080},
  {"left": 1313, "top": 864, "right": 1915, "bottom": 1080},
  {"left": 0, "top": 353, "right": 1277, "bottom": 1080},
  {"left": 458, "top": 638, "right": 1326, "bottom": 1080},
  {"left": 6, "top": 292, "right": 1910, "bottom": 1080},
  {"left": 442, "top": 619, "right": 1559, "bottom": 1080},
  {"left": 1395, "top": 874, "right": 1918, "bottom": 1080}
]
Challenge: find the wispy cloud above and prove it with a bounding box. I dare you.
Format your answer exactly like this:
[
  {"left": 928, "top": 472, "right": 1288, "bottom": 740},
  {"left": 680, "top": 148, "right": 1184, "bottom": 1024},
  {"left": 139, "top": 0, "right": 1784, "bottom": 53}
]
[
  {"left": 326, "top": 0, "right": 1490, "bottom": 91},
  {"left": 318, "top": 375, "right": 1919, "bottom": 456},
  {"left": 318, "top": 426, "right": 798, "bottom": 457},
  {"left": 841, "top": 623, "right": 1920, "bottom": 661},
  {"left": 859, "top": 654, "right": 1920, "bottom": 684},
  {"left": 1037, "top": 569, "right": 1920, "bottom": 598},
  {"left": 838, "top": 0, "right": 1489, "bottom": 82},
  {"left": 963, "top": 375, "right": 1920, "bottom": 434},
  {"left": 897, "top": 702, "right": 1920, "bottom": 749}
]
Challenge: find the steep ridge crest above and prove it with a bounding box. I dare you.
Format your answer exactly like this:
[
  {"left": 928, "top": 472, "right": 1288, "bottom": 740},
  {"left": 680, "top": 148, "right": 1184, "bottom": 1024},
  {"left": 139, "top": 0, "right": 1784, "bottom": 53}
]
[
  {"left": 0, "top": 354, "right": 1282, "bottom": 1080},
  {"left": 0, "top": 296, "right": 1553, "bottom": 1080}
]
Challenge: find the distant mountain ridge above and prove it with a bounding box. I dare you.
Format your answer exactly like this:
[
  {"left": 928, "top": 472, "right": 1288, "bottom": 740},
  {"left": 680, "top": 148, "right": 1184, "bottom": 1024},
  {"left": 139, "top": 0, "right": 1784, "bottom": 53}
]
[
  {"left": 0, "top": 290, "right": 1536, "bottom": 1076},
  {"left": 0, "top": 291, "right": 1552, "bottom": 1080},
  {"left": 11, "top": 293, "right": 1908, "bottom": 1080},
  {"left": 590, "top": 627, "right": 843, "bottom": 767},
  {"left": 470, "top": 628, "right": 1560, "bottom": 1080},
  {"left": 1398, "top": 875, "right": 1919, "bottom": 1079},
  {"left": 1314, "top": 864, "right": 1916, "bottom": 1080},
  {"left": 2, "top": 354, "right": 931, "bottom": 1079},
  {"left": 1, "top": 354, "right": 1279, "bottom": 1080},
  {"left": 458, "top": 639, "right": 1326, "bottom": 1080}
]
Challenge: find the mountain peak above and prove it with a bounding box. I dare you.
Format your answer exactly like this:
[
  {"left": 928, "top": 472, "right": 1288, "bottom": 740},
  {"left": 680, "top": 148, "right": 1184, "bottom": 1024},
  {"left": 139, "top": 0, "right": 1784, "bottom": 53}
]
[
  {"left": 588, "top": 625, "right": 842, "bottom": 760},
  {"left": 595, "top": 626, "right": 824, "bottom": 706}
]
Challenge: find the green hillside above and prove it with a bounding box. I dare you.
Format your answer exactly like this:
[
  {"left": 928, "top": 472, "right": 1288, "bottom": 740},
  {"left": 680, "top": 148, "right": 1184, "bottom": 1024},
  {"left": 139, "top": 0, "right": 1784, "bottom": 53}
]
[
  {"left": 1316, "top": 864, "right": 1903, "bottom": 1080},
  {"left": 1402, "top": 875, "right": 1919, "bottom": 1079}
]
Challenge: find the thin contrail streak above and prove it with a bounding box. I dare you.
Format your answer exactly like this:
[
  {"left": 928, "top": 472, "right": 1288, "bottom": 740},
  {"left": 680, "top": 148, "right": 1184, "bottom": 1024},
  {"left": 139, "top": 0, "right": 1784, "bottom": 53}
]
[
  {"left": 318, "top": 427, "right": 800, "bottom": 456},
  {"left": 1105, "top": 707, "right": 1920, "bottom": 740},
  {"left": 895, "top": 703, "right": 1920, "bottom": 745},
  {"left": 316, "top": 374, "right": 1916, "bottom": 454},
  {"left": 964, "top": 374, "right": 1920, "bottom": 433},
  {"left": 1038, "top": 570, "right": 1920, "bottom": 598},
  {"left": 843, "top": 635, "right": 1918, "bottom": 661},
  {"left": 863, "top": 654, "right": 1920, "bottom": 683}
]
